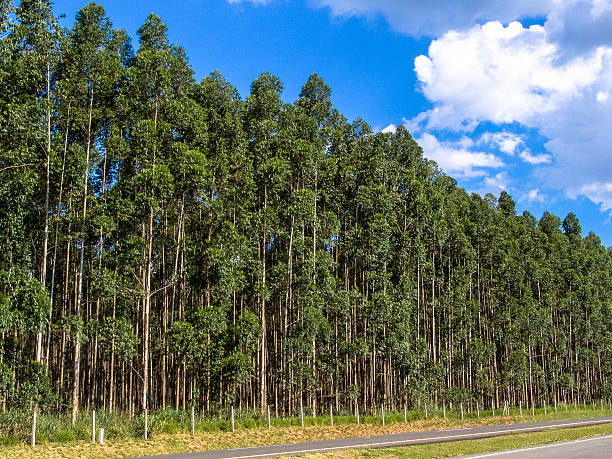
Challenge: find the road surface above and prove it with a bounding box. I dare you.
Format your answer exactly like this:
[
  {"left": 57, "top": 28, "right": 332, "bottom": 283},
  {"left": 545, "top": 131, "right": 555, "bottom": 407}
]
[
  {"left": 464, "top": 434, "right": 612, "bottom": 458},
  {"left": 135, "top": 416, "right": 612, "bottom": 459}
]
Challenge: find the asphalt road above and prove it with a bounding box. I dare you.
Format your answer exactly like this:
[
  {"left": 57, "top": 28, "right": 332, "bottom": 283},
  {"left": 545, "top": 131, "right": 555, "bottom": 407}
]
[
  {"left": 135, "top": 416, "right": 612, "bottom": 459},
  {"left": 464, "top": 434, "right": 612, "bottom": 458}
]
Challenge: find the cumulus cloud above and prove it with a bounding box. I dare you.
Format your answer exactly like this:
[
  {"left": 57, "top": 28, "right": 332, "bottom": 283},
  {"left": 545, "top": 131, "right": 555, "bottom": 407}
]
[
  {"left": 410, "top": 17, "right": 612, "bottom": 212},
  {"left": 381, "top": 124, "right": 397, "bottom": 134},
  {"left": 413, "top": 21, "right": 605, "bottom": 128},
  {"left": 519, "top": 150, "right": 553, "bottom": 164},
  {"left": 576, "top": 182, "right": 612, "bottom": 212},
  {"left": 484, "top": 172, "right": 510, "bottom": 192},
  {"left": 313, "top": 0, "right": 554, "bottom": 37},
  {"left": 522, "top": 188, "right": 546, "bottom": 203},
  {"left": 416, "top": 133, "right": 503, "bottom": 178},
  {"left": 479, "top": 132, "right": 523, "bottom": 155}
]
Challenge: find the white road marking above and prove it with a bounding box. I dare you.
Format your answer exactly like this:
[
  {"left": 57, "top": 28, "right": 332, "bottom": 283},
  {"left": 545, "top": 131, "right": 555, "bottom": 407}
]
[
  {"left": 465, "top": 434, "right": 612, "bottom": 458},
  {"left": 217, "top": 418, "right": 612, "bottom": 459}
]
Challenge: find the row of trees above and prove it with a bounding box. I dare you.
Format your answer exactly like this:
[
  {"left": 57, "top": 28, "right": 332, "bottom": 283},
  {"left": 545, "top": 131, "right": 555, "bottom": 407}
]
[{"left": 1, "top": 1, "right": 611, "bottom": 422}]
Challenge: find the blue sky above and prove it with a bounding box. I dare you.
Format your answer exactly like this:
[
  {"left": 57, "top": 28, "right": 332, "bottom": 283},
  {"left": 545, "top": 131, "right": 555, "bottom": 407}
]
[{"left": 53, "top": 0, "right": 612, "bottom": 246}]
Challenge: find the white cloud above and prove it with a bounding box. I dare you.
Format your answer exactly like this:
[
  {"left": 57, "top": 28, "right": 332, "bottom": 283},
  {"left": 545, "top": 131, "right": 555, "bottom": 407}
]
[
  {"left": 381, "top": 124, "right": 397, "bottom": 134},
  {"left": 314, "top": 0, "right": 554, "bottom": 37},
  {"left": 576, "top": 182, "right": 612, "bottom": 211},
  {"left": 522, "top": 188, "right": 546, "bottom": 203},
  {"left": 519, "top": 149, "right": 553, "bottom": 164},
  {"left": 484, "top": 172, "right": 510, "bottom": 192},
  {"left": 480, "top": 132, "right": 523, "bottom": 155},
  {"left": 410, "top": 17, "right": 612, "bottom": 213},
  {"left": 413, "top": 21, "right": 605, "bottom": 128},
  {"left": 417, "top": 133, "right": 503, "bottom": 178}
]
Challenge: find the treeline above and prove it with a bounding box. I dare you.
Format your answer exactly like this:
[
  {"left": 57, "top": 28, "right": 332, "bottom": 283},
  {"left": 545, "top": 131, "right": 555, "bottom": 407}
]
[{"left": 1, "top": 0, "right": 611, "bottom": 422}]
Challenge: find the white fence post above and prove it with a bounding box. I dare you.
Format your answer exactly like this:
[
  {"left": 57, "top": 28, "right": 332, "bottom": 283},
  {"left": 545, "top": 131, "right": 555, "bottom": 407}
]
[
  {"left": 92, "top": 410, "right": 96, "bottom": 443},
  {"left": 31, "top": 410, "right": 37, "bottom": 447},
  {"left": 300, "top": 400, "right": 304, "bottom": 427}
]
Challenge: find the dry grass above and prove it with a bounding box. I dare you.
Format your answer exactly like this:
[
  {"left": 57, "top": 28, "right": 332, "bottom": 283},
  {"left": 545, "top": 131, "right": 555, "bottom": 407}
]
[{"left": 1, "top": 409, "right": 610, "bottom": 458}]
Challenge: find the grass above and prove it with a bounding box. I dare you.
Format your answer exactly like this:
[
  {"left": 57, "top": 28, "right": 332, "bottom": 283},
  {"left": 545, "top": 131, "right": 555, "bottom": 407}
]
[{"left": 0, "top": 405, "right": 610, "bottom": 458}]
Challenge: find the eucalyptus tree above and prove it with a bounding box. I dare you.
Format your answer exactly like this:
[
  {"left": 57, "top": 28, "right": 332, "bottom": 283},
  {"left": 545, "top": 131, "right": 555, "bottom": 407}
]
[
  {"left": 121, "top": 12, "right": 193, "bottom": 415},
  {"left": 1, "top": 0, "right": 611, "bottom": 417}
]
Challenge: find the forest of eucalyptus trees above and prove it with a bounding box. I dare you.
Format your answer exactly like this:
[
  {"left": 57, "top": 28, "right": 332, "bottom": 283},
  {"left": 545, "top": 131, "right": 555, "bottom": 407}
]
[{"left": 1, "top": 0, "right": 611, "bottom": 422}]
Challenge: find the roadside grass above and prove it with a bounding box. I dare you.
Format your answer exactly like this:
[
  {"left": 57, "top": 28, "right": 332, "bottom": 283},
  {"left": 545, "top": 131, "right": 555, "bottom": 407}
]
[
  {"left": 294, "top": 422, "right": 612, "bottom": 458},
  {"left": 0, "top": 406, "right": 610, "bottom": 458}
]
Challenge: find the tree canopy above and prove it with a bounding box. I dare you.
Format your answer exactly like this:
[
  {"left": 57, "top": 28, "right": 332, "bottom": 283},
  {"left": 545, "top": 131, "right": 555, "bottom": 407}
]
[{"left": 0, "top": 1, "right": 611, "bottom": 417}]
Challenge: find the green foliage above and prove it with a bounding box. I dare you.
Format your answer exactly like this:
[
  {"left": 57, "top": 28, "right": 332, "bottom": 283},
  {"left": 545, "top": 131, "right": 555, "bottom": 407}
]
[{"left": 0, "top": 0, "right": 610, "bottom": 420}]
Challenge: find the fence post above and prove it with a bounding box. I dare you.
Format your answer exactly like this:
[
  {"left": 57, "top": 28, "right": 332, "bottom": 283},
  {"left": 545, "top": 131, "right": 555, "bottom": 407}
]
[
  {"left": 92, "top": 410, "right": 96, "bottom": 443},
  {"left": 267, "top": 405, "right": 271, "bottom": 430},
  {"left": 519, "top": 400, "right": 522, "bottom": 416},
  {"left": 424, "top": 403, "right": 427, "bottom": 420},
  {"left": 144, "top": 409, "right": 148, "bottom": 440},
  {"left": 477, "top": 401, "right": 480, "bottom": 418},
  {"left": 31, "top": 410, "right": 37, "bottom": 447},
  {"left": 381, "top": 406, "right": 385, "bottom": 426},
  {"left": 544, "top": 401, "right": 547, "bottom": 415},
  {"left": 405, "top": 403, "right": 408, "bottom": 423},
  {"left": 330, "top": 406, "right": 333, "bottom": 426},
  {"left": 532, "top": 402, "right": 535, "bottom": 416},
  {"left": 461, "top": 402, "right": 464, "bottom": 420},
  {"left": 231, "top": 406, "right": 235, "bottom": 432},
  {"left": 99, "top": 428, "right": 105, "bottom": 445},
  {"left": 443, "top": 402, "right": 446, "bottom": 419},
  {"left": 356, "top": 404, "right": 360, "bottom": 425},
  {"left": 300, "top": 400, "right": 304, "bottom": 427},
  {"left": 191, "top": 406, "right": 195, "bottom": 436}
]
